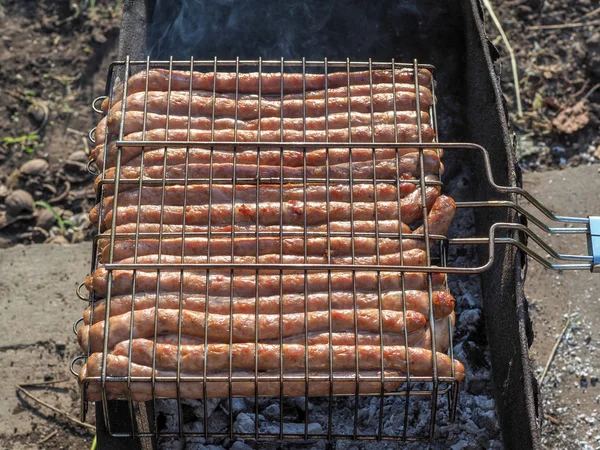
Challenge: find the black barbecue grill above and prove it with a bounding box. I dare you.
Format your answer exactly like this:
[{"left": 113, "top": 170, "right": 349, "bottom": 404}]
[{"left": 71, "top": 0, "right": 600, "bottom": 449}]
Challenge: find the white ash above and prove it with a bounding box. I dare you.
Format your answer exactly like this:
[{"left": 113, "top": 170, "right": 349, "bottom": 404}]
[
  {"left": 534, "top": 303, "right": 600, "bottom": 449},
  {"left": 153, "top": 162, "right": 503, "bottom": 449}
]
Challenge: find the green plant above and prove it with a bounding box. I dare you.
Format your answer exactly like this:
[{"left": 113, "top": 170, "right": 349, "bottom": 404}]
[
  {"left": 33, "top": 201, "right": 76, "bottom": 233},
  {"left": 2, "top": 133, "right": 40, "bottom": 154}
]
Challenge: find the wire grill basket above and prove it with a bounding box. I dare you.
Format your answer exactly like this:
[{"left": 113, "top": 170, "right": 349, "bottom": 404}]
[{"left": 72, "top": 57, "right": 599, "bottom": 443}]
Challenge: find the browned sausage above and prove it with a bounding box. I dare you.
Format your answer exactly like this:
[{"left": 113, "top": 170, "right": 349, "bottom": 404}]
[
  {"left": 102, "top": 68, "right": 433, "bottom": 109},
  {"left": 113, "top": 147, "right": 438, "bottom": 172},
  {"left": 109, "top": 339, "right": 458, "bottom": 374},
  {"left": 100, "top": 236, "right": 426, "bottom": 263},
  {"left": 77, "top": 308, "right": 427, "bottom": 353},
  {"left": 80, "top": 354, "right": 406, "bottom": 400},
  {"left": 97, "top": 110, "right": 430, "bottom": 145},
  {"left": 85, "top": 268, "right": 447, "bottom": 299},
  {"left": 83, "top": 289, "right": 455, "bottom": 325},
  {"left": 93, "top": 123, "right": 435, "bottom": 170},
  {"left": 92, "top": 178, "right": 423, "bottom": 216}
]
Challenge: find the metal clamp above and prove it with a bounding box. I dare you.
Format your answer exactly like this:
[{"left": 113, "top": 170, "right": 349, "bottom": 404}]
[
  {"left": 86, "top": 159, "right": 99, "bottom": 176},
  {"left": 88, "top": 127, "right": 96, "bottom": 144},
  {"left": 588, "top": 216, "right": 600, "bottom": 273},
  {"left": 70, "top": 355, "right": 87, "bottom": 377},
  {"left": 92, "top": 96, "right": 107, "bottom": 114}
]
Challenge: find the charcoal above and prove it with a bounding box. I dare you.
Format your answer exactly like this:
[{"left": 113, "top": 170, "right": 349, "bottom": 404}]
[{"left": 230, "top": 441, "right": 253, "bottom": 450}]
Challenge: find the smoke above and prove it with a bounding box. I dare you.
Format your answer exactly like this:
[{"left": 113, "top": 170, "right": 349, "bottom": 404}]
[{"left": 147, "top": 0, "right": 436, "bottom": 61}]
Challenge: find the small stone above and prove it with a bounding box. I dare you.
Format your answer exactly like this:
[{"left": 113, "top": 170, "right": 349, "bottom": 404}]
[
  {"left": 5, "top": 189, "right": 34, "bottom": 217},
  {"left": 185, "top": 445, "right": 207, "bottom": 450},
  {"left": 70, "top": 228, "right": 86, "bottom": 244},
  {"left": 450, "top": 440, "right": 469, "bottom": 450},
  {"left": 70, "top": 212, "right": 91, "bottom": 228},
  {"left": 20, "top": 158, "right": 49, "bottom": 176},
  {"left": 158, "top": 438, "right": 185, "bottom": 450},
  {"left": 191, "top": 398, "right": 220, "bottom": 419},
  {"left": 46, "top": 235, "right": 69, "bottom": 245},
  {"left": 36, "top": 208, "right": 56, "bottom": 230},
  {"left": 233, "top": 413, "right": 255, "bottom": 434},
  {"left": 229, "top": 398, "right": 249, "bottom": 415},
  {"left": 68, "top": 150, "right": 89, "bottom": 164},
  {"left": 182, "top": 421, "right": 204, "bottom": 435},
  {"left": 27, "top": 102, "right": 47, "bottom": 126},
  {"left": 0, "top": 236, "right": 13, "bottom": 248},
  {"left": 294, "top": 396, "right": 308, "bottom": 411},
  {"left": 262, "top": 403, "right": 280, "bottom": 420},
  {"left": 516, "top": 5, "right": 533, "bottom": 16},
  {"left": 458, "top": 309, "right": 481, "bottom": 329},
  {"left": 473, "top": 408, "right": 497, "bottom": 430},
  {"left": 6, "top": 169, "right": 21, "bottom": 189},
  {"left": 64, "top": 151, "right": 89, "bottom": 175},
  {"left": 230, "top": 441, "right": 253, "bottom": 450}
]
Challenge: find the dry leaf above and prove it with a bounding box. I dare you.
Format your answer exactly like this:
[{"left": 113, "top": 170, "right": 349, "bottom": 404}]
[
  {"left": 552, "top": 101, "right": 589, "bottom": 134},
  {"left": 532, "top": 91, "right": 544, "bottom": 110}
]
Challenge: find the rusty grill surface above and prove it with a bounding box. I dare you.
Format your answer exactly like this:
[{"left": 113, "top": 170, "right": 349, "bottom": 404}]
[{"left": 73, "top": 57, "right": 598, "bottom": 443}]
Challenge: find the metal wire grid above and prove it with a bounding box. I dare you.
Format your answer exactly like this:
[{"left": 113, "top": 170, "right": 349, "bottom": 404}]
[{"left": 72, "top": 56, "right": 598, "bottom": 442}]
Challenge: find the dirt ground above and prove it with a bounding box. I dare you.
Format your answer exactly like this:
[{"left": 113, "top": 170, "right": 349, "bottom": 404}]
[
  {"left": 0, "top": 0, "right": 121, "bottom": 247},
  {"left": 0, "top": 0, "right": 599, "bottom": 449},
  {"left": 486, "top": 0, "right": 600, "bottom": 169},
  {"left": 523, "top": 167, "right": 600, "bottom": 449}
]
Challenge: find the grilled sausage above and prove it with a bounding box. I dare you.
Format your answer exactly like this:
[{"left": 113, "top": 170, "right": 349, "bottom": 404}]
[
  {"left": 79, "top": 349, "right": 463, "bottom": 401},
  {"left": 92, "top": 180, "right": 423, "bottom": 217},
  {"left": 102, "top": 68, "right": 433, "bottom": 109},
  {"left": 83, "top": 289, "right": 455, "bottom": 326},
  {"left": 98, "top": 191, "right": 440, "bottom": 231},
  {"left": 93, "top": 123, "right": 435, "bottom": 169},
  {"left": 109, "top": 339, "right": 458, "bottom": 374},
  {"left": 97, "top": 110, "right": 430, "bottom": 145},
  {"left": 98, "top": 220, "right": 414, "bottom": 238},
  {"left": 95, "top": 150, "right": 442, "bottom": 195},
  {"left": 413, "top": 195, "right": 457, "bottom": 237},
  {"left": 86, "top": 267, "right": 447, "bottom": 299},
  {"left": 77, "top": 308, "right": 427, "bottom": 353},
  {"left": 100, "top": 238, "right": 427, "bottom": 264},
  {"left": 113, "top": 147, "right": 439, "bottom": 171},
  {"left": 91, "top": 182, "right": 439, "bottom": 229},
  {"left": 80, "top": 356, "right": 406, "bottom": 400}
]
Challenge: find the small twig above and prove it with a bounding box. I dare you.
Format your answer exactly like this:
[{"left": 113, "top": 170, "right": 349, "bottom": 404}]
[
  {"left": 482, "top": 0, "right": 523, "bottom": 117},
  {"left": 572, "top": 5, "right": 600, "bottom": 22},
  {"left": 48, "top": 180, "right": 71, "bottom": 205},
  {"left": 571, "top": 81, "right": 590, "bottom": 100},
  {"left": 581, "top": 83, "right": 600, "bottom": 101},
  {"left": 82, "top": 136, "right": 90, "bottom": 156},
  {"left": 529, "top": 19, "right": 600, "bottom": 30},
  {"left": 0, "top": 213, "right": 35, "bottom": 231},
  {"left": 538, "top": 304, "right": 572, "bottom": 387},
  {"left": 15, "top": 383, "right": 96, "bottom": 432},
  {"left": 67, "top": 127, "right": 87, "bottom": 137},
  {"left": 36, "top": 430, "right": 58, "bottom": 445},
  {"left": 32, "top": 226, "right": 50, "bottom": 239},
  {"left": 18, "top": 378, "right": 70, "bottom": 388},
  {"left": 544, "top": 413, "right": 562, "bottom": 425}
]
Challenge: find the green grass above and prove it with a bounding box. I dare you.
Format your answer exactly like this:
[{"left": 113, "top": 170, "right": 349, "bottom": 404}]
[
  {"left": 33, "top": 201, "right": 75, "bottom": 233},
  {"left": 2, "top": 133, "right": 40, "bottom": 154}
]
